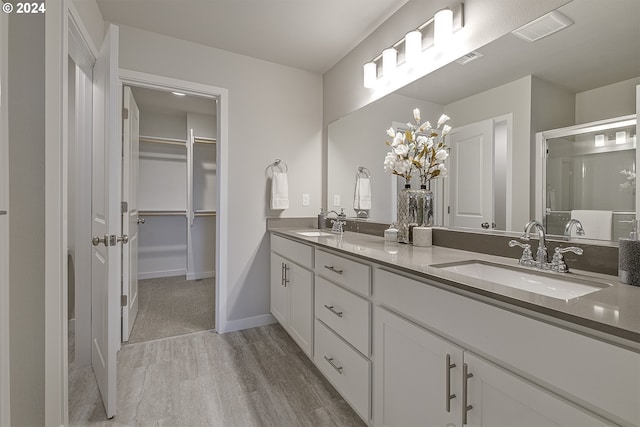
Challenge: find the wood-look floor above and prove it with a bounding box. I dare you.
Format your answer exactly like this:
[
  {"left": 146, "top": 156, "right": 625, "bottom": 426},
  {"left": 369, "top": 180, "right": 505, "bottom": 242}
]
[{"left": 69, "top": 324, "right": 366, "bottom": 426}]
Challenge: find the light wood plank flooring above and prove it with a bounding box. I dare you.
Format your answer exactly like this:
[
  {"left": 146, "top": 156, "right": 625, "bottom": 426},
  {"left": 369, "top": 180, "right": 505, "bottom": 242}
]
[{"left": 69, "top": 324, "right": 366, "bottom": 426}]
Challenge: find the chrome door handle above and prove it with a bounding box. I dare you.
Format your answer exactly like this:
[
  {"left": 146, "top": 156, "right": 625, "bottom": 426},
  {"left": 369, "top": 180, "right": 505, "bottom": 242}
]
[
  {"left": 446, "top": 354, "right": 457, "bottom": 413},
  {"left": 323, "top": 356, "right": 343, "bottom": 374},
  {"left": 324, "top": 265, "right": 343, "bottom": 275},
  {"left": 462, "top": 363, "right": 473, "bottom": 425},
  {"left": 117, "top": 235, "right": 129, "bottom": 244},
  {"left": 323, "top": 304, "right": 344, "bottom": 318},
  {"left": 0, "top": 210, "right": 6, "bottom": 216},
  {"left": 137, "top": 217, "right": 145, "bottom": 224},
  {"left": 91, "top": 234, "right": 108, "bottom": 247}
]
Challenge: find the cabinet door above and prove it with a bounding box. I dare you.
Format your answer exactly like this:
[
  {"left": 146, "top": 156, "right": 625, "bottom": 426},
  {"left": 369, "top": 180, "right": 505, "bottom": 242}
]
[
  {"left": 464, "top": 352, "right": 612, "bottom": 427},
  {"left": 270, "top": 253, "right": 288, "bottom": 326},
  {"left": 287, "top": 262, "right": 313, "bottom": 356},
  {"left": 374, "top": 307, "right": 464, "bottom": 427}
]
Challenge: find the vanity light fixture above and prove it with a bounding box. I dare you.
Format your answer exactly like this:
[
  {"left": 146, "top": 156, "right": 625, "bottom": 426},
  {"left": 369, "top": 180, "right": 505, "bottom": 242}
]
[
  {"left": 362, "top": 2, "right": 464, "bottom": 89},
  {"left": 594, "top": 134, "right": 605, "bottom": 147},
  {"left": 382, "top": 47, "right": 398, "bottom": 77},
  {"left": 405, "top": 30, "right": 422, "bottom": 63},
  {"left": 434, "top": 8, "right": 454, "bottom": 47}
]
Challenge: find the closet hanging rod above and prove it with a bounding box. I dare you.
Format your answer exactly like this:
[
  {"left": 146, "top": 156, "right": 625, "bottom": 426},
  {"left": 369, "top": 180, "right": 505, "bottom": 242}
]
[
  {"left": 139, "top": 210, "right": 187, "bottom": 217},
  {"left": 194, "top": 136, "right": 217, "bottom": 144},
  {"left": 139, "top": 135, "right": 188, "bottom": 146},
  {"left": 194, "top": 211, "right": 217, "bottom": 217}
]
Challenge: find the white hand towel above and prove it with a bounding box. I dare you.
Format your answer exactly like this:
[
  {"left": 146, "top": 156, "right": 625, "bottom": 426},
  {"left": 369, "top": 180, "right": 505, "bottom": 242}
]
[
  {"left": 271, "top": 172, "right": 289, "bottom": 210},
  {"left": 571, "top": 210, "right": 613, "bottom": 240},
  {"left": 353, "top": 177, "right": 371, "bottom": 210}
]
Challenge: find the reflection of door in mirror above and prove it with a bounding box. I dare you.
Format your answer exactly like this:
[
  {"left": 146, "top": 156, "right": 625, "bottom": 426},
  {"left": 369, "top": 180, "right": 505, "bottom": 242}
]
[
  {"left": 541, "top": 115, "right": 637, "bottom": 241},
  {"left": 445, "top": 117, "right": 510, "bottom": 230}
]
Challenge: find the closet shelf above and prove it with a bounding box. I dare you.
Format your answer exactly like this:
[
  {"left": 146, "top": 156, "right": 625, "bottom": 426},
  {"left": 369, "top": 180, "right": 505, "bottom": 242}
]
[
  {"left": 139, "top": 135, "right": 188, "bottom": 146},
  {"left": 194, "top": 136, "right": 216, "bottom": 144},
  {"left": 139, "top": 210, "right": 187, "bottom": 217}
]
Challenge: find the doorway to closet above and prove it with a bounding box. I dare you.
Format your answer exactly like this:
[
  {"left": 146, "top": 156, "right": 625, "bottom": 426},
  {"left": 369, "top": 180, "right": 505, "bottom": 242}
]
[{"left": 124, "top": 85, "right": 218, "bottom": 343}]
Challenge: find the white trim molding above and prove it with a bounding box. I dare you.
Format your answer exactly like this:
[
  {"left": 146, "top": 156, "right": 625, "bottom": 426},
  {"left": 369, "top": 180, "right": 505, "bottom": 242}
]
[{"left": 118, "top": 69, "right": 230, "bottom": 334}]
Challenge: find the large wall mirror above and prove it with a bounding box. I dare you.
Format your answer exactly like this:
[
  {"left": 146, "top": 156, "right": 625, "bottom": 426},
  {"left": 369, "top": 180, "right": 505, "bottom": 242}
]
[{"left": 327, "top": 0, "right": 640, "bottom": 241}]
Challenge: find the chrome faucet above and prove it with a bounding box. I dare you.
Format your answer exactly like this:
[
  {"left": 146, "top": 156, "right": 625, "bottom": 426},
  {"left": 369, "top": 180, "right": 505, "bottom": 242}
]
[
  {"left": 327, "top": 209, "right": 346, "bottom": 234},
  {"left": 522, "top": 220, "right": 548, "bottom": 264},
  {"left": 564, "top": 219, "right": 585, "bottom": 238}
]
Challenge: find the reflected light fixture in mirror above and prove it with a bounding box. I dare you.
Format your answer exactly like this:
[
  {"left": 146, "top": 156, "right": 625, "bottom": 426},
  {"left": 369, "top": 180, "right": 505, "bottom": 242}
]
[
  {"left": 363, "top": 62, "right": 377, "bottom": 88},
  {"left": 434, "top": 8, "right": 454, "bottom": 47}
]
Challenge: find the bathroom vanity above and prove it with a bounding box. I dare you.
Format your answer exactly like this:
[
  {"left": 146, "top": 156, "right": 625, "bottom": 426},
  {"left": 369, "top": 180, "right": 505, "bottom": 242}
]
[{"left": 269, "top": 229, "right": 640, "bottom": 427}]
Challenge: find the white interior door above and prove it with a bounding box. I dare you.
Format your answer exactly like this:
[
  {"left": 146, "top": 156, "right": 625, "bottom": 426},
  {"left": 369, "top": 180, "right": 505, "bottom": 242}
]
[
  {"left": 91, "top": 25, "right": 120, "bottom": 419},
  {"left": 121, "top": 85, "right": 139, "bottom": 342},
  {"left": 447, "top": 119, "right": 494, "bottom": 229},
  {"left": 0, "top": 5, "right": 10, "bottom": 424}
]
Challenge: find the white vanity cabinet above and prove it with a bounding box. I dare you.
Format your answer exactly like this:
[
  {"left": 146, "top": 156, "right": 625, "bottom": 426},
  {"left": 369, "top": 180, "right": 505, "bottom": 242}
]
[
  {"left": 374, "top": 268, "right": 635, "bottom": 427},
  {"left": 270, "top": 235, "right": 314, "bottom": 357},
  {"left": 313, "top": 248, "right": 372, "bottom": 422}
]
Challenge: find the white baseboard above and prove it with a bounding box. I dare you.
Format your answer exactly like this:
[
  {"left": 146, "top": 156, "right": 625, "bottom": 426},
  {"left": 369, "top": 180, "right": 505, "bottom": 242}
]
[
  {"left": 217, "top": 313, "right": 277, "bottom": 334},
  {"left": 138, "top": 269, "right": 186, "bottom": 280},
  {"left": 186, "top": 270, "right": 215, "bottom": 281}
]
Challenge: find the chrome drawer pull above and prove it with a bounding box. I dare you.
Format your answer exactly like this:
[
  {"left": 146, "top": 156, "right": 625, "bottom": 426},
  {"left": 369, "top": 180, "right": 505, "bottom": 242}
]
[
  {"left": 324, "top": 265, "right": 343, "bottom": 275},
  {"left": 446, "top": 354, "right": 456, "bottom": 412},
  {"left": 324, "top": 356, "right": 343, "bottom": 374},
  {"left": 283, "top": 264, "right": 290, "bottom": 287},
  {"left": 462, "top": 363, "right": 473, "bottom": 425},
  {"left": 323, "top": 304, "right": 344, "bottom": 318}
]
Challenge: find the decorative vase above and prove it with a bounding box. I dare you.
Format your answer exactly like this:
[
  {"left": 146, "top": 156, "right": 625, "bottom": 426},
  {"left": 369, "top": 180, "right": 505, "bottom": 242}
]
[
  {"left": 397, "top": 184, "right": 420, "bottom": 243},
  {"left": 417, "top": 184, "right": 434, "bottom": 227}
]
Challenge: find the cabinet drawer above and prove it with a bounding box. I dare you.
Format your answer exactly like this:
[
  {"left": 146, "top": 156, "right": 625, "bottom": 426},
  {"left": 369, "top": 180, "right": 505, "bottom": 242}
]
[
  {"left": 315, "top": 249, "right": 370, "bottom": 296},
  {"left": 271, "top": 234, "right": 313, "bottom": 269},
  {"left": 375, "top": 268, "right": 640, "bottom": 427},
  {"left": 315, "top": 276, "right": 370, "bottom": 356},
  {"left": 314, "top": 319, "right": 370, "bottom": 422}
]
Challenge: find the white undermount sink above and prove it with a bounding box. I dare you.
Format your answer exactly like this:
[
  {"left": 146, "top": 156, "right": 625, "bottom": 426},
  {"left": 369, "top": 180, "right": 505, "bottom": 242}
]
[
  {"left": 433, "top": 261, "right": 609, "bottom": 300},
  {"left": 296, "top": 231, "right": 334, "bottom": 237}
]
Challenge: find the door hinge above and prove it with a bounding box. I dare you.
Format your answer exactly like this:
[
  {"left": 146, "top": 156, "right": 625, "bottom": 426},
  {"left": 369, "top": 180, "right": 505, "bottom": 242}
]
[
  {"left": 121, "top": 295, "right": 128, "bottom": 307},
  {"left": 121, "top": 201, "right": 128, "bottom": 213},
  {"left": 122, "top": 108, "right": 129, "bottom": 120}
]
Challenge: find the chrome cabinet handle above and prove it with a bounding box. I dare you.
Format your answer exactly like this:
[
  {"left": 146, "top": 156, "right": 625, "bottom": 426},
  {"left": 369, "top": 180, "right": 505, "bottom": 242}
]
[
  {"left": 91, "top": 234, "right": 109, "bottom": 247},
  {"left": 137, "top": 217, "right": 145, "bottom": 224},
  {"left": 324, "top": 356, "right": 343, "bottom": 374},
  {"left": 281, "top": 263, "right": 286, "bottom": 287},
  {"left": 462, "top": 363, "right": 473, "bottom": 425},
  {"left": 0, "top": 210, "right": 6, "bottom": 216},
  {"left": 323, "top": 304, "right": 343, "bottom": 318},
  {"left": 283, "top": 264, "right": 290, "bottom": 287},
  {"left": 446, "top": 354, "right": 457, "bottom": 413},
  {"left": 324, "top": 265, "right": 343, "bottom": 275}
]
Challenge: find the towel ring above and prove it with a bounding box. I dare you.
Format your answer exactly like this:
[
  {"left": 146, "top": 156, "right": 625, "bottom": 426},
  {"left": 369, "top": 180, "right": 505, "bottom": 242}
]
[
  {"left": 267, "top": 159, "right": 288, "bottom": 176},
  {"left": 356, "top": 166, "right": 370, "bottom": 179}
]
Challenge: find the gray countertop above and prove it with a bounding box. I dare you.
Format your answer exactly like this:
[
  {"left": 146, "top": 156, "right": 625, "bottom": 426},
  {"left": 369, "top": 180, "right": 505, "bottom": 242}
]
[{"left": 271, "top": 228, "right": 640, "bottom": 348}]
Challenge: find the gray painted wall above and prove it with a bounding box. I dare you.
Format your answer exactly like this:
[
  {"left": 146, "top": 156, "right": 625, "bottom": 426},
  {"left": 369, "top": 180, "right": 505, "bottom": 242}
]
[{"left": 8, "top": 11, "right": 46, "bottom": 427}]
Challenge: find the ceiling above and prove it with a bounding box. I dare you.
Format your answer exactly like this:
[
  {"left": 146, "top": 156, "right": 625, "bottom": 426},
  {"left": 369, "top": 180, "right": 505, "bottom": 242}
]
[
  {"left": 96, "top": 0, "right": 409, "bottom": 74},
  {"left": 399, "top": 0, "right": 640, "bottom": 104}
]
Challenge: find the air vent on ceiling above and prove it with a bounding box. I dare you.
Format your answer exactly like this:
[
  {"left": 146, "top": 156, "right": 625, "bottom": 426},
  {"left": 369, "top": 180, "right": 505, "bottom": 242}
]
[
  {"left": 456, "top": 51, "right": 483, "bottom": 65},
  {"left": 512, "top": 10, "right": 573, "bottom": 42}
]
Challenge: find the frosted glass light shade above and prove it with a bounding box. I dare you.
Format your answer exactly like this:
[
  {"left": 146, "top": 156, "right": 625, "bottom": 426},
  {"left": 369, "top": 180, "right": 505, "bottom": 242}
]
[
  {"left": 616, "top": 131, "right": 627, "bottom": 145},
  {"left": 382, "top": 47, "right": 397, "bottom": 77},
  {"left": 363, "top": 62, "right": 377, "bottom": 88},
  {"left": 595, "top": 134, "right": 605, "bottom": 147},
  {"left": 434, "top": 9, "right": 454, "bottom": 47},
  {"left": 405, "top": 30, "right": 422, "bottom": 63}
]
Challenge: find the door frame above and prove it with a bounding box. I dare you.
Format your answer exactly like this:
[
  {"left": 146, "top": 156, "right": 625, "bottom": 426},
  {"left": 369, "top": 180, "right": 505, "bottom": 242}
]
[
  {"left": 0, "top": 2, "right": 10, "bottom": 424},
  {"left": 119, "top": 69, "right": 228, "bottom": 334}
]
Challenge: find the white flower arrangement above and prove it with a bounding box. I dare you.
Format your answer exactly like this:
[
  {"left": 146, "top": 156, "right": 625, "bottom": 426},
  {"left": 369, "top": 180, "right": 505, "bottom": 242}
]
[
  {"left": 384, "top": 108, "right": 451, "bottom": 185},
  {"left": 619, "top": 169, "right": 636, "bottom": 192}
]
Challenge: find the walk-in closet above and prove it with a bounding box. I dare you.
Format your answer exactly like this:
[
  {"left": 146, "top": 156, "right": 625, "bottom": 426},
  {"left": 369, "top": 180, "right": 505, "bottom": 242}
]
[{"left": 128, "top": 86, "right": 217, "bottom": 342}]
